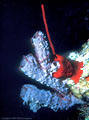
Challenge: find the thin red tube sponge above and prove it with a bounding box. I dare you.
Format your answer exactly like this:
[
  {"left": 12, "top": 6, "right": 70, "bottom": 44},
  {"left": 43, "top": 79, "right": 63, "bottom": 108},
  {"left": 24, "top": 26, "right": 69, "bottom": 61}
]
[
  {"left": 52, "top": 54, "right": 83, "bottom": 84},
  {"left": 41, "top": 4, "right": 56, "bottom": 56}
]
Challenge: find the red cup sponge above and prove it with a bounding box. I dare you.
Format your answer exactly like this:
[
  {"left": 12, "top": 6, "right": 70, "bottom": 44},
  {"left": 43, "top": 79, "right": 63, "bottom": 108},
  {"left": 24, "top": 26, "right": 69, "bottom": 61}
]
[{"left": 52, "top": 54, "right": 83, "bottom": 84}]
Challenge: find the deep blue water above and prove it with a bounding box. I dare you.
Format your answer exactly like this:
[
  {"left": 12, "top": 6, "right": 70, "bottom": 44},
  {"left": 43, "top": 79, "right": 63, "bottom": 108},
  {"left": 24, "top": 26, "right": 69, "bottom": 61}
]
[{"left": 0, "top": 0, "right": 89, "bottom": 119}]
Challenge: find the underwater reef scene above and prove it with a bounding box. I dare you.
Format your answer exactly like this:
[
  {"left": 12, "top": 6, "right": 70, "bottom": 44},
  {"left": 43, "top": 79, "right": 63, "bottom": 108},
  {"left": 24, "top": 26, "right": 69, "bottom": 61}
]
[
  {"left": 19, "top": 31, "right": 89, "bottom": 120},
  {"left": 1, "top": 0, "right": 89, "bottom": 120},
  {"left": 19, "top": 1, "right": 89, "bottom": 120}
]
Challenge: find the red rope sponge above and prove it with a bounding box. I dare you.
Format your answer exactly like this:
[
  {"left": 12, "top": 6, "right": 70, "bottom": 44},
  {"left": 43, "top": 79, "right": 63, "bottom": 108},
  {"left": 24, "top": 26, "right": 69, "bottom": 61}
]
[{"left": 41, "top": 4, "right": 56, "bottom": 55}]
